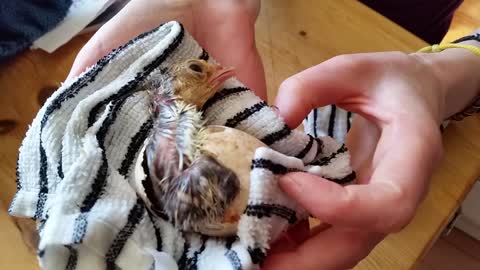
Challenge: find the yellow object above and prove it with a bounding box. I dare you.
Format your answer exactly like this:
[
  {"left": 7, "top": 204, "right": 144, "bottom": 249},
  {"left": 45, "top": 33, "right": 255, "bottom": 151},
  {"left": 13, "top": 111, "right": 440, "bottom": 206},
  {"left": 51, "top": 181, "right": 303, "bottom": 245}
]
[
  {"left": 419, "top": 42, "right": 480, "bottom": 121},
  {"left": 418, "top": 43, "right": 480, "bottom": 57}
]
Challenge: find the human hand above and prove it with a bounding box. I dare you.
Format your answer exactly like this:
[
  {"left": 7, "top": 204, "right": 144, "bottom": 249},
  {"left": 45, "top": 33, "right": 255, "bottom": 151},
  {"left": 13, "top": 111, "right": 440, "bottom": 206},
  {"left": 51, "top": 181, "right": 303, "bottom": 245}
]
[
  {"left": 67, "top": 0, "right": 267, "bottom": 99},
  {"left": 263, "top": 51, "right": 456, "bottom": 269}
]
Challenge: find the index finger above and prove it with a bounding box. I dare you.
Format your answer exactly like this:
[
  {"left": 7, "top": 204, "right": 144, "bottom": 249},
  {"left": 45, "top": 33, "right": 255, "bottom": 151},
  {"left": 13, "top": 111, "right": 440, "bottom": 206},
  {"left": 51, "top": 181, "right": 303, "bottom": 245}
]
[{"left": 274, "top": 54, "right": 377, "bottom": 128}]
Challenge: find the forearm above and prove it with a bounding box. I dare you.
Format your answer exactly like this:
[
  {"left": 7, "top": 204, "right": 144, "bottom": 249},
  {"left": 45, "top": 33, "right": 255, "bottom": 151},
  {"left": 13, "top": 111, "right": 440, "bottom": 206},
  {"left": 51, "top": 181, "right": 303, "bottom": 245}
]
[{"left": 414, "top": 30, "right": 480, "bottom": 120}]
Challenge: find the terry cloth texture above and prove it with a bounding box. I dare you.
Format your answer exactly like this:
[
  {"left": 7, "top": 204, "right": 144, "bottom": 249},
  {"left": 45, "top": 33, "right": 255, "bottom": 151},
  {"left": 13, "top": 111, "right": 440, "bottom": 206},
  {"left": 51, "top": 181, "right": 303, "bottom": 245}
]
[
  {"left": 303, "top": 105, "right": 353, "bottom": 144},
  {"left": 0, "top": 0, "right": 72, "bottom": 61},
  {"left": 9, "top": 21, "right": 355, "bottom": 270}
]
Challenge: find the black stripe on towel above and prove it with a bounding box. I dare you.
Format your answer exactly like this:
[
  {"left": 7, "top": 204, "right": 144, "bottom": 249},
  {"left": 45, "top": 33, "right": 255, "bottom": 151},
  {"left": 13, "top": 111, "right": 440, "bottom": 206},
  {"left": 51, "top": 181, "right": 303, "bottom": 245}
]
[
  {"left": 295, "top": 135, "right": 314, "bottom": 159},
  {"left": 65, "top": 245, "right": 78, "bottom": 270},
  {"left": 106, "top": 197, "right": 145, "bottom": 270},
  {"left": 87, "top": 82, "right": 139, "bottom": 128},
  {"left": 245, "top": 203, "right": 297, "bottom": 224},
  {"left": 80, "top": 96, "right": 130, "bottom": 213},
  {"left": 225, "top": 101, "right": 267, "bottom": 127},
  {"left": 225, "top": 236, "right": 238, "bottom": 249},
  {"left": 32, "top": 26, "right": 163, "bottom": 219},
  {"left": 37, "top": 249, "right": 45, "bottom": 258},
  {"left": 225, "top": 249, "right": 242, "bottom": 270},
  {"left": 185, "top": 236, "right": 207, "bottom": 269},
  {"left": 325, "top": 171, "right": 356, "bottom": 185},
  {"left": 83, "top": 24, "right": 185, "bottom": 210},
  {"left": 177, "top": 241, "right": 190, "bottom": 270},
  {"left": 328, "top": 105, "right": 336, "bottom": 137},
  {"left": 37, "top": 218, "right": 47, "bottom": 235},
  {"left": 33, "top": 138, "right": 50, "bottom": 219},
  {"left": 73, "top": 97, "right": 137, "bottom": 243},
  {"left": 313, "top": 109, "right": 318, "bottom": 138},
  {"left": 89, "top": 25, "right": 186, "bottom": 127},
  {"left": 202, "top": 87, "right": 249, "bottom": 111},
  {"left": 347, "top": 111, "right": 352, "bottom": 131},
  {"left": 34, "top": 146, "right": 48, "bottom": 219},
  {"left": 310, "top": 144, "right": 347, "bottom": 166},
  {"left": 251, "top": 159, "right": 301, "bottom": 175},
  {"left": 15, "top": 158, "right": 21, "bottom": 190},
  {"left": 88, "top": 100, "right": 111, "bottom": 127},
  {"left": 247, "top": 247, "right": 266, "bottom": 265},
  {"left": 72, "top": 213, "right": 88, "bottom": 244},
  {"left": 146, "top": 208, "right": 163, "bottom": 251},
  {"left": 224, "top": 236, "right": 241, "bottom": 269},
  {"left": 199, "top": 48, "right": 209, "bottom": 61},
  {"left": 261, "top": 125, "right": 291, "bottom": 145},
  {"left": 119, "top": 119, "right": 153, "bottom": 176},
  {"left": 39, "top": 25, "right": 158, "bottom": 128},
  {"left": 57, "top": 154, "right": 64, "bottom": 179},
  {"left": 314, "top": 138, "right": 324, "bottom": 159},
  {"left": 73, "top": 24, "right": 185, "bottom": 244}
]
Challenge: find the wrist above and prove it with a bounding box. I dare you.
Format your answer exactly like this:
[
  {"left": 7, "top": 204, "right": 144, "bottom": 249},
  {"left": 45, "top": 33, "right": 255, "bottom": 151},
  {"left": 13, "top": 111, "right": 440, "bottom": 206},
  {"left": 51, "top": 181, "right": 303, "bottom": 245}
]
[{"left": 413, "top": 40, "right": 480, "bottom": 120}]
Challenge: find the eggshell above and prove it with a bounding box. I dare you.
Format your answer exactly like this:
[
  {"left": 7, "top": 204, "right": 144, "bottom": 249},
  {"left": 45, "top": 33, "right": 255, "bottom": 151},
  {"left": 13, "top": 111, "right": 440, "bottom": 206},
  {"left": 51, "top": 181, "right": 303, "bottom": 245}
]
[
  {"left": 197, "top": 126, "right": 266, "bottom": 236},
  {"left": 133, "top": 125, "right": 266, "bottom": 236}
]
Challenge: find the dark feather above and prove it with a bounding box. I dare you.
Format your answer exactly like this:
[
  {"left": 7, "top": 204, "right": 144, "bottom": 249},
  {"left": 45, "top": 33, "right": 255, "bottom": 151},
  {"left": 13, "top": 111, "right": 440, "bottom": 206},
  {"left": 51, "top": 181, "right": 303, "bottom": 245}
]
[
  {"left": 144, "top": 59, "right": 239, "bottom": 232},
  {"left": 163, "top": 155, "right": 239, "bottom": 231}
]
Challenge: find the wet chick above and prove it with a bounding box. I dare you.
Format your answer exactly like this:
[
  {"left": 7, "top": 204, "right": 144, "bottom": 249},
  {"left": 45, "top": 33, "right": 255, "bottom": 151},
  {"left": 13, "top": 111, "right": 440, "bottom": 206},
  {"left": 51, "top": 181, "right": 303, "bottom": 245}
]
[{"left": 145, "top": 59, "right": 239, "bottom": 233}]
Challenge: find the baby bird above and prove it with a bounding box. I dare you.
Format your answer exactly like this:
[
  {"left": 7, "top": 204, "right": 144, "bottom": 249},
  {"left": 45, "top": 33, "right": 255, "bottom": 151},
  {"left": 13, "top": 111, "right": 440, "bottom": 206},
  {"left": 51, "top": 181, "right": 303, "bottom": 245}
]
[{"left": 145, "top": 59, "right": 239, "bottom": 233}]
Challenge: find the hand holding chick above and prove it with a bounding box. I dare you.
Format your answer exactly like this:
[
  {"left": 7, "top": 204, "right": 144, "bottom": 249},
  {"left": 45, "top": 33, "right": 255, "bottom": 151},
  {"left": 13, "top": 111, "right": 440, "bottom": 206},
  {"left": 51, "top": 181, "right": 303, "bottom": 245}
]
[{"left": 142, "top": 59, "right": 264, "bottom": 236}]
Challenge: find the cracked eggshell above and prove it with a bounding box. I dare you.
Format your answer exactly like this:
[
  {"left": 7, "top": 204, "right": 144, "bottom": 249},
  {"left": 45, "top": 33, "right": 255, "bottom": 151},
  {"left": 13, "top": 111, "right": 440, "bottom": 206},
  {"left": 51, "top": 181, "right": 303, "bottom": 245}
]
[
  {"left": 197, "top": 126, "right": 267, "bottom": 236},
  {"left": 133, "top": 125, "right": 266, "bottom": 237}
]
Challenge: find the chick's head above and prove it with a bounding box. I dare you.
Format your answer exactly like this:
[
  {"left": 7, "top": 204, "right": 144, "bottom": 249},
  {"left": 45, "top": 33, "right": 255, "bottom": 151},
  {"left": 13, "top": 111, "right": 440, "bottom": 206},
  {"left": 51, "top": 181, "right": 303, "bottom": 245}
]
[{"left": 171, "top": 59, "right": 235, "bottom": 108}]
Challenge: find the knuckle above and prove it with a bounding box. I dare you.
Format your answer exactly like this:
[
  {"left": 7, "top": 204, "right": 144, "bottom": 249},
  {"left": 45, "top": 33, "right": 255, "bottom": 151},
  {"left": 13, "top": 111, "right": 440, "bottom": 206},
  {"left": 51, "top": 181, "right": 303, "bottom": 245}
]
[
  {"left": 279, "top": 76, "right": 307, "bottom": 94},
  {"left": 318, "top": 188, "right": 355, "bottom": 223}
]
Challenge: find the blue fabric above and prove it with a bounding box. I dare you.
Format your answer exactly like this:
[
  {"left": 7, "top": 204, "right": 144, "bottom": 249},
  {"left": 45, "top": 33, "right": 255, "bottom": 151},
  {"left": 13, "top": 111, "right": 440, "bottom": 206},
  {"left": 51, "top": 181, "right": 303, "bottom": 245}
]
[{"left": 0, "top": 0, "right": 72, "bottom": 62}]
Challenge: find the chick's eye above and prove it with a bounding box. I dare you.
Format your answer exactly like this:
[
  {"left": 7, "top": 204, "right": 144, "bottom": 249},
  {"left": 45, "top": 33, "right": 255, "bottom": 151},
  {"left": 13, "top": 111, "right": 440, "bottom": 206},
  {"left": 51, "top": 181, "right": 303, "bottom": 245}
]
[{"left": 188, "top": 63, "right": 203, "bottom": 73}]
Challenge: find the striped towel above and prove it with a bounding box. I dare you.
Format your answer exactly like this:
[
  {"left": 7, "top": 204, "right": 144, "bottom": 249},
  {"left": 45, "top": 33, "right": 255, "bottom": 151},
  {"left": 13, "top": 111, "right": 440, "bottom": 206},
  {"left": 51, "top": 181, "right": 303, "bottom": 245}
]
[
  {"left": 9, "top": 21, "right": 355, "bottom": 270},
  {"left": 304, "top": 105, "right": 353, "bottom": 144}
]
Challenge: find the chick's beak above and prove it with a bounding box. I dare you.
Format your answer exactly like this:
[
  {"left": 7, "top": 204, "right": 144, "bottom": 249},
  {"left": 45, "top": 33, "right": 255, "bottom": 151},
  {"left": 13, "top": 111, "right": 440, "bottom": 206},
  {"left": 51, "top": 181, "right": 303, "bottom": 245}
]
[{"left": 207, "top": 65, "right": 235, "bottom": 90}]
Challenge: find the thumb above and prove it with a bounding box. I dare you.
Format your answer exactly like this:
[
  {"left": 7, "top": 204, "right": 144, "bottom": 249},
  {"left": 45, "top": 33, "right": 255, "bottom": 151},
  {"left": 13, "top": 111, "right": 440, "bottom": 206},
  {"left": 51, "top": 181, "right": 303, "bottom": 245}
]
[
  {"left": 278, "top": 172, "right": 413, "bottom": 233},
  {"left": 274, "top": 54, "right": 376, "bottom": 128}
]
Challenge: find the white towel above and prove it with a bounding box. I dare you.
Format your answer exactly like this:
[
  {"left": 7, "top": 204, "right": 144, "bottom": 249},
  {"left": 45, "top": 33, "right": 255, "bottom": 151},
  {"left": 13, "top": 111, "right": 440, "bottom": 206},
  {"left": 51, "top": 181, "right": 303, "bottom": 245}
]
[
  {"left": 10, "top": 21, "right": 355, "bottom": 270},
  {"left": 303, "top": 105, "right": 353, "bottom": 144}
]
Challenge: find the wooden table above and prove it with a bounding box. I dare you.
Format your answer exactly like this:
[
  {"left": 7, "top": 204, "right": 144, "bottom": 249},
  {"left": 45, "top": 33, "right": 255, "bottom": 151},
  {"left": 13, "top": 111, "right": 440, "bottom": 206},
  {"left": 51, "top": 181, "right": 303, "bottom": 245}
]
[{"left": 1, "top": 0, "right": 479, "bottom": 269}]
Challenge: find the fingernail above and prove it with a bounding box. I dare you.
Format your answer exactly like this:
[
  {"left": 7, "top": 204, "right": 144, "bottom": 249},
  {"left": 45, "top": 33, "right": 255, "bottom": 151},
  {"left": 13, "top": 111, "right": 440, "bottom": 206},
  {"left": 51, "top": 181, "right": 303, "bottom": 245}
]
[{"left": 279, "top": 175, "right": 302, "bottom": 193}]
